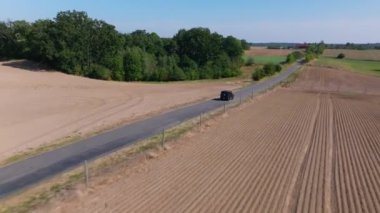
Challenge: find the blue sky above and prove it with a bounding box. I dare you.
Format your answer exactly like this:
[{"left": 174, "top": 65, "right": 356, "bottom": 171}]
[{"left": 1, "top": 0, "right": 379, "bottom": 43}]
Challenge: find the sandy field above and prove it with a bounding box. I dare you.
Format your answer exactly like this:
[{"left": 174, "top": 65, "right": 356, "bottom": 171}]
[
  {"left": 324, "top": 49, "right": 380, "bottom": 61},
  {"left": 0, "top": 60, "right": 239, "bottom": 160},
  {"left": 37, "top": 65, "right": 380, "bottom": 212},
  {"left": 245, "top": 47, "right": 295, "bottom": 56}
]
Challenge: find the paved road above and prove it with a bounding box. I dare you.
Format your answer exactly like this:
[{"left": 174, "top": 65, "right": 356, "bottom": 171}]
[{"left": 0, "top": 62, "right": 302, "bottom": 198}]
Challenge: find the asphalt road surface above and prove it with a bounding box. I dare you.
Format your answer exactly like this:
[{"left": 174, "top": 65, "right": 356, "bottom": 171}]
[{"left": 0, "top": 62, "right": 302, "bottom": 198}]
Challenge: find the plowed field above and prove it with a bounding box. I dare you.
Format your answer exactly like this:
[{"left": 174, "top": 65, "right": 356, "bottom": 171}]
[{"left": 41, "top": 66, "right": 380, "bottom": 213}]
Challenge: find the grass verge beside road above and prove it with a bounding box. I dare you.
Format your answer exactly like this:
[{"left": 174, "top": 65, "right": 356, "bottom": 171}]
[{"left": 280, "top": 66, "right": 304, "bottom": 87}]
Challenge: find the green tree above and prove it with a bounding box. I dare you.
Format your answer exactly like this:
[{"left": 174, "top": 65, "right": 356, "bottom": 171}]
[
  {"left": 53, "top": 11, "right": 94, "bottom": 73},
  {"left": 0, "top": 22, "right": 13, "bottom": 59},
  {"left": 103, "top": 51, "right": 125, "bottom": 81},
  {"left": 125, "top": 30, "right": 165, "bottom": 56},
  {"left": 174, "top": 28, "right": 220, "bottom": 66},
  {"left": 9, "top": 20, "right": 31, "bottom": 57},
  {"left": 0, "top": 21, "right": 32, "bottom": 59},
  {"left": 142, "top": 52, "right": 157, "bottom": 81},
  {"left": 91, "top": 20, "right": 124, "bottom": 69},
  {"left": 124, "top": 47, "right": 145, "bottom": 81},
  {"left": 241, "top": 39, "right": 250, "bottom": 50},
  {"left": 27, "top": 19, "right": 57, "bottom": 63},
  {"left": 222, "top": 36, "right": 243, "bottom": 59},
  {"left": 162, "top": 38, "right": 178, "bottom": 55}
]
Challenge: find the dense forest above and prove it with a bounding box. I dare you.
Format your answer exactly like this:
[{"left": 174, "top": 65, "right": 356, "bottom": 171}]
[{"left": 0, "top": 11, "right": 250, "bottom": 81}]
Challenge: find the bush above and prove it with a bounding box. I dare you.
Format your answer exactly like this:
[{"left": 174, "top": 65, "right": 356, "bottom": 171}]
[
  {"left": 252, "top": 68, "right": 264, "bottom": 81},
  {"left": 245, "top": 57, "right": 254, "bottom": 66},
  {"left": 292, "top": 51, "right": 304, "bottom": 59},
  {"left": 286, "top": 54, "right": 296, "bottom": 64},
  {"left": 263, "top": 64, "right": 275, "bottom": 75},
  {"left": 337, "top": 53, "right": 345, "bottom": 59},
  {"left": 89, "top": 64, "right": 111, "bottom": 80},
  {"left": 252, "top": 63, "right": 282, "bottom": 81},
  {"left": 263, "top": 63, "right": 281, "bottom": 75},
  {"left": 275, "top": 64, "right": 282, "bottom": 72},
  {"left": 305, "top": 53, "right": 316, "bottom": 62},
  {"left": 286, "top": 51, "right": 304, "bottom": 64}
]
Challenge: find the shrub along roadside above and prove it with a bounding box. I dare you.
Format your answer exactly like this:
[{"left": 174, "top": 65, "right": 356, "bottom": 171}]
[
  {"left": 286, "top": 51, "right": 304, "bottom": 64},
  {"left": 284, "top": 42, "right": 326, "bottom": 64},
  {"left": 252, "top": 63, "right": 282, "bottom": 81}
]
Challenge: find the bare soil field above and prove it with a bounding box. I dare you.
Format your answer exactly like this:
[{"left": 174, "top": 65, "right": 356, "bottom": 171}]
[
  {"left": 36, "top": 65, "right": 380, "bottom": 213},
  {"left": 324, "top": 49, "right": 380, "bottom": 61},
  {"left": 0, "top": 60, "right": 239, "bottom": 161},
  {"left": 245, "top": 47, "right": 295, "bottom": 56},
  {"left": 291, "top": 65, "right": 380, "bottom": 95}
]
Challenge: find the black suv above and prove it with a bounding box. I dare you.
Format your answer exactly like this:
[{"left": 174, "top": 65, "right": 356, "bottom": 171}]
[{"left": 220, "top": 90, "right": 234, "bottom": 101}]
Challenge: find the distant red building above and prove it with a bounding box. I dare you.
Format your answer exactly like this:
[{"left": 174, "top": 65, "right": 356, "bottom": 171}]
[{"left": 296, "top": 43, "right": 309, "bottom": 49}]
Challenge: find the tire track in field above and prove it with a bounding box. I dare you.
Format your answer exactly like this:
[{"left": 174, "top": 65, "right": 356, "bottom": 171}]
[
  {"left": 283, "top": 93, "right": 321, "bottom": 212},
  {"left": 8, "top": 92, "right": 144, "bottom": 153},
  {"left": 327, "top": 94, "right": 337, "bottom": 213},
  {"left": 290, "top": 94, "right": 336, "bottom": 213},
  {"left": 245, "top": 94, "right": 316, "bottom": 213}
]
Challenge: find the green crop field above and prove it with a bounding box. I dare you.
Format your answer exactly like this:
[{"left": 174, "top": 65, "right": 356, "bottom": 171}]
[
  {"left": 315, "top": 56, "right": 380, "bottom": 77},
  {"left": 243, "top": 55, "right": 286, "bottom": 65}
]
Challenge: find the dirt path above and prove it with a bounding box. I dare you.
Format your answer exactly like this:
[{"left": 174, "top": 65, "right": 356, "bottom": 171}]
[
  {"left": 38, "top": 66, "right": 380, "bottom": 212},
  {"left": 0, "top": 60, "right": 240, "bottom": 160}
]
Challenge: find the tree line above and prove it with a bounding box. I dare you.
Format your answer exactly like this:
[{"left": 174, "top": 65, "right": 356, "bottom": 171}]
[
  {"left": 0, "top": 10, "right": 250, "bottom": 81},
  {"left": 327, "top": 43, "right": 380, "bottom": 50}
]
